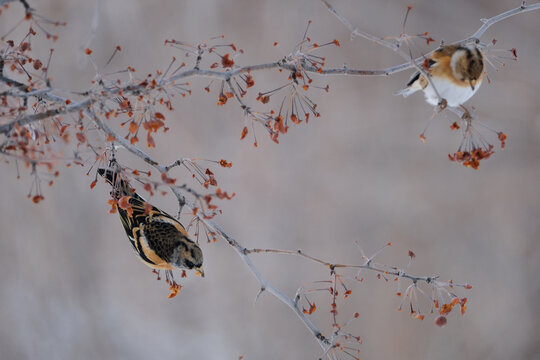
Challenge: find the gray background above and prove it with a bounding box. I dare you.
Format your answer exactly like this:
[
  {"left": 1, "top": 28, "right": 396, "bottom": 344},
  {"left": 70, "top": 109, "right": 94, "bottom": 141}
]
[{"left": 1, "top": 0, "right": 539, "bottom": 359}]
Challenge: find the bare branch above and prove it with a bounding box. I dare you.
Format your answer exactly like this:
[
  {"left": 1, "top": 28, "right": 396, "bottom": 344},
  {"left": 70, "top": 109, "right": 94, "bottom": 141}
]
[
  {"left": 0, "top": 98, "right": 91, "bottom": 134},
  {"left": 320, "top": 0, "right": 398, "bottom": 52},
  {"left": 468, "top": 2, "right": 540, "bottom": 40},
  {"left": 320, "top": 0, "right": 540, "bottom": 77},
  {"left": 200, "top": 219, "right": 331, "bottom": 348},
  {"left": 245, "top": 248, "right": 442, "bottom": 285}
]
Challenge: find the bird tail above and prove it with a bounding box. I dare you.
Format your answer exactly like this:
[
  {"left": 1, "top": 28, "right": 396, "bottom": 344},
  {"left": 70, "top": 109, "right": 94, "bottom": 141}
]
[
  {"left": 98, "top": 167, "right": 151, "bottom": 237},
  {"left": 394, "top": 71, "right": 424, "bottom": 98},
  {"left": 394, "top": 87, "right": 417, "bottom": 98},
  {"left": 98, "top": 168, "right": 135, "bottom": 198}
]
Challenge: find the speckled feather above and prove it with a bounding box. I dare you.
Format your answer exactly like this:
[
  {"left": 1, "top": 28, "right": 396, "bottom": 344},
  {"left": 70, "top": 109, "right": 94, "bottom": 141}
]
[{"left": 98, "top": 168, "right": 204, "bottom": 274}]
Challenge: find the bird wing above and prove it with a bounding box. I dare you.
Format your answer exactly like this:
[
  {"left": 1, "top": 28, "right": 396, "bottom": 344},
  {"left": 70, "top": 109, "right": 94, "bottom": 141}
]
[
  {"left": 395, "top": 59, "right": 436, "bottom": 97},
  {"left": 117, "top": 193, "right": 191, "bottom": 269},
  {"left": 140, "top": 216, "right": 191, "bottom": 266}
]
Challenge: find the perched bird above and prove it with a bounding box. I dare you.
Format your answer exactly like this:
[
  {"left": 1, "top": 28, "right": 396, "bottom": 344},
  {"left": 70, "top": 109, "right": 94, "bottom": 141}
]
[
  {"left": 396, "top": 44, "right": 484, "bottom": 107},
  {"left": 98, "top": 168, "right": 204, "bottom": 279}
]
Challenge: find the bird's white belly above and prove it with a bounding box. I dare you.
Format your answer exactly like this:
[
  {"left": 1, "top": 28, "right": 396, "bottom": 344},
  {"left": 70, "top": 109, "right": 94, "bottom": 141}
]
[{"left": 423, "top": 77, "right": 480, "bottom": 107}]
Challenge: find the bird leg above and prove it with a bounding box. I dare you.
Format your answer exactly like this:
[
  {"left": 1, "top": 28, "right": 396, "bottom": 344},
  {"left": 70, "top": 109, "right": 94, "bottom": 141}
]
[
  {"left": 459, "top": 105, "right": 472, "bottom": 126},
  {"left": 164, "top": 270, "right": 182, "bottom": 298},
  {"left": 437, "top": 98, "right": 448, "bottom": 112},
  {"left": 165, "top": 270, "right": 177, "bottom": 286}
]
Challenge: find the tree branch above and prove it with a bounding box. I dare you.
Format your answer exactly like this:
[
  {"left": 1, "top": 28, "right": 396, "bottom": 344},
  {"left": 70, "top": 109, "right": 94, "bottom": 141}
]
[
  {"left": 2, "top": 1, "right": 531, "bottom": 355},
  {"left": 0, "top": 98, "right": 91, "bottom": 134},
  {"left": 320, "top": 0, "right": 540, "bottom": 77},
  {"left": 469, "top": 2, "right": 540, "bottom": 40},
  {"left": 90, "top": 107, "right": 331, "bottom": 350}
]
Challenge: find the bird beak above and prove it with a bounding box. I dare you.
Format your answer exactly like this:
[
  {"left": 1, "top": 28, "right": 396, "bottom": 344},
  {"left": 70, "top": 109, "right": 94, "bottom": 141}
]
[
  {"left": 195, "top": 267, "right": 205, "bottom": 278},
  {"left": 469, "top": 79, "right": 476, "bottom": 91}
]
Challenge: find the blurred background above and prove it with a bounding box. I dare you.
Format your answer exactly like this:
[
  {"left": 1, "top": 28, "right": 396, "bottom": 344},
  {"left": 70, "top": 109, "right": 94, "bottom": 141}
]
[{"left": 1, "top": 0, "right": 539, "bottom": 359}]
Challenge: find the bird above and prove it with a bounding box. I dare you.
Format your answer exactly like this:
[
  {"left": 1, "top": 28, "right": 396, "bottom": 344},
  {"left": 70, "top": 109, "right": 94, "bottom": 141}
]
[
  {"left": 396, "top": 44, "right": 484, "bottom": 107},
  {"left": 98, "top": 168, "right": 204, "bottom": 284}
]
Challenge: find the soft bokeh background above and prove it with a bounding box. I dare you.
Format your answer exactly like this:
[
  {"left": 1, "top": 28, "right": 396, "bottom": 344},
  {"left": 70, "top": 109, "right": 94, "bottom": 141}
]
[{"left": 1, "top": 0, "right": 539, "bottom": 359}]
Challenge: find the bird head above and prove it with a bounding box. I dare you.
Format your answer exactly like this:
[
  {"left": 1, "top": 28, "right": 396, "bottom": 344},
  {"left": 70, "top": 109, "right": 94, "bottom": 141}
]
[
  {"left": 452, "top": 45, "right": 484, "bottom": 90},
  {"left": 194, "top": 266, "right": 205, "bottom": 278},
  {"left": 177, "top": 240, "right": 204, "bottom": 277}
]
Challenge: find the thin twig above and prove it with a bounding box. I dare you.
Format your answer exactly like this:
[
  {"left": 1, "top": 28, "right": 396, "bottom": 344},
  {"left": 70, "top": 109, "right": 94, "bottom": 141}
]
[
  {"left": 0, "top": 98, "right": 92, "bottom": 134},
  {"left": 245, "top": 248, "right": 440, "bottom": 284}
]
